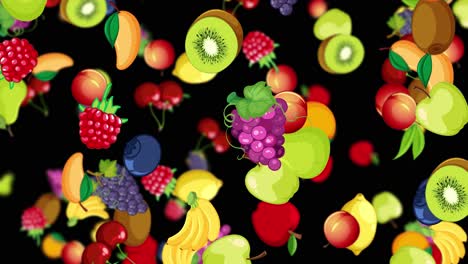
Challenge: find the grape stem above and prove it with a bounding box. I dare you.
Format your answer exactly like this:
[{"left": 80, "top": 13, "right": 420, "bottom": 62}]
[
  {"left": 246, "top": 251, "right": 267, "bottom": 260},
  {"left": 390, "top": 220, "right": 398, "bottom": 229},
  {"left": 288, "top": 230, "right": 302, "bottom": 240}
]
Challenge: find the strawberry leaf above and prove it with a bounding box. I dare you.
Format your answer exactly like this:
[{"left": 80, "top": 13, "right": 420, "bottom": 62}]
[
  {"left": 417, "top": 53, "right": 432, "bottom": 88},
  {"left": 91, "top": 98, "right": 100, "bottom": 108},
  {"left": 34, "top": 71, "right": 58, "bottom": 81},
  {"left": 104, "top": 12, "right": 119, "bottom": 48},
  {"left": 79, "top": 174, "right": 94, "bottom": 202},
  {"left": 287, "top": 234, "right": 297, "bottom": 256},
  {"left": 412, "top": 125, "right": 425, "bottom": 159},
  {"left": 99, "top": 159, "right": 118, "bottom": 177},
  {"left": 393, "top": 124, "right": 417, "bottom": 160},
  {"left": 389, "top": 50, "right": 410, "bottom": 72}
]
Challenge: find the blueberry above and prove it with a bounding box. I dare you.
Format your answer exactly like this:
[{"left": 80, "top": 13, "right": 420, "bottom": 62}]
[
  {"left": 123, "top": 134, "right": 161, "bottom": 177},
  {"left": 413, "top": 179, "right": 441, "bottom": 225}
]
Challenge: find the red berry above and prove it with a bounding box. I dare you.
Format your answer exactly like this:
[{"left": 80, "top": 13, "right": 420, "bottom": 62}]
[
  {"left": 305, "top": 84, "right": 330, "bottom": 105},
  {"left": 79, "top": 108, "right": 122, "bottom": 149},
  {"left": 164, "top": 198, "right": 187, "bottom": 222},
  {"left": 157, "top": 80, "right": 184, "bottom": 110},
  {"left": 242, "top": 31, "right": 277, "bottom": 68},
  {"left": 95, "top": 220, "right": 128, "bottom": 250},
  {"left": 212, "top": 133, "right": 230, "bottom": 154},
  {"left": 82, "top": 242, "right": 112, "bottom": 264},
  {"left": 349, "top": 140, "right": 379, "bottom": 167},
  {"left": 239, "top": 0, "right": 260, "bottom": 9},
  {"left": 21, "top": 206, "right": 47, "bottom": 245},
  {"left": 28, "top": 76, "right": 51, "bottom": 94},
  {"left": 198, "top": 117, "right": 220, "bottom": 140},
  {"left": 133, "top": 82, "right": 161, "bottom": 108},
  {"left": 311, "top": 155, "right": 333, "bottom": 183},
  {"left": 21, "top": 85, "right": 36, "bottom": 106},
  {"left": 0, "top": 38, "right": 38, "bottom": 83},
  {"left": 381, "top": 58, "right": 407, "bottom": 85},
  {"left": 141, "top": 165, "right": 175, "bottom": 200}
]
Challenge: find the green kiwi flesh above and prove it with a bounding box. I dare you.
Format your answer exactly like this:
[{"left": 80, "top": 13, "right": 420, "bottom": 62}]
[
  {"left": 319, "top": 34, "right": 364, "bottom": 74},
  {"left": 66, "top": 0, "right": 107, "bottom": 28},
  {"left": 185, "top": 16, "right": 239, "bottom": 73},
  {"left": 425, "top": 164, "right": 468, "bottom": 222}
]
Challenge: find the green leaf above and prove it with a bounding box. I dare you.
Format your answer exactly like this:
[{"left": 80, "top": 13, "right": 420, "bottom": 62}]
[
  {"left": 79, "top": 174, "right": 94, "bottom": 202},
  {"left": 412, "top": 125, "right": 425, "bottom": 159},
  {"left": 232, "top": 81, "right": 276, "bottom": 120},
  {"left": 387, "top": 14, "right": 406, "bottom": 31},
  {"left": 99, "top": 159, "right": 118, "bottom": 177},
  {"left": 78, "top": 104, "right": 86, "bottom": 112},
  {"left": 287, "top": 234, "right": 297, "bottom": 256},
  {"left": 91, "top": 98, "right": 100, "bottom": 108},
  {"left": 0, "top": 115, "right": 6, "bottom": 130},
  {"left": 389, "top": 50, "right": 410, "bottom": 72},
  {"left": 104, "top": 13, "right": 119, "bottom": 48},
  {"left": 402, "top": 0, "right": 419, "bottom": 8},
  {"left": 393, "top": 124, "right": 417, "bottom": 160},
  {"left": 417, "top": 53, "right": 432, "bottom": 88},
  {"left": 34, "top": 71, "right": 58, "bottom": 81}
]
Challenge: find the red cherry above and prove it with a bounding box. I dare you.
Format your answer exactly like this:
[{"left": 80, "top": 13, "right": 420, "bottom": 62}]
[
  {"left": 349, "top": 140, "right": 379, "bottom": 167},
  {"left": 134, "top": 82, "right": 161, "bottom": 108},
  {"left": 304, "top": 84, "right": 330, "bottom": 105},
  {"left": 29, "top": 77, "right": 51, "bottom": 94},
  {"left": 239, "top": 0, "right": 260, "bottom": 9},
  {"left": 160, "top": 80, "right": 184, "bottom": 108},
  {"left": 46, "top": 0, "right": 61, "bottom": 8},
  {"left": 266, "top": 64, "right": 298, "bottom": 94},
  {"left": 323, "top": 211, "right": 360, "bottom": 248},
  {"left": 95, "top": 220, "right": 128, "bottom": 250},
  {"left": 21, "top": 85, "right": 36, "bottom": 106},
  {"left": 81, "top": 242, "right": 112, "bottom": 264},
  {"left": 212, "top": 133, "right": 230, "bottom": 153},
  {"left": 198, "top": 117, "right": 221, "bottom": 140},
  {"left": 252, "top": 202, "right": 301, "bottom": 247},
  {"left": 311, "top": 155, "right": 333, "bottom": 183},
  {"left": 381, "top": 58, "right": 407, "bottom": 85}
]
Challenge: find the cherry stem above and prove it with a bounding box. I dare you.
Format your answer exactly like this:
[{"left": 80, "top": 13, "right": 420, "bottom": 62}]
[
  {"left": 222, "top": 0, "right": 227, "bottom": 10},
  {"left": 413, "top": 86, "right": 431, "bottom": 98},
  {"left": 232, "top": 2, "right": 242, "bottom": 15},
  {"left": 78, "top": 202, "right": 88, "bottom": 212},
  {"left": 38, "top": 93, "right": 49, "bottom": 117},
  {"left": 7, "top": 125, "right": 13, "bottom": 137},
  {"left": 288, "top": 230, "right": 303, "bottom": 240},
  {"left": 390, "top": 220, "right": 398, "bottom": 229},
  {"left": 117, "top": 244, "right": 136, "bottom": 264},
  {"left": 198, "top": 142, "right": 213, "bottom": 152},
  {"left": 28, "top": 100, "right": 48, "bottom": 117},
  {"left": 323, "top": 243, "right": 330, "bottom": 248},
  {"left": 148, "top": 104, "right": 166, "bottom": 132},
  {"left": 194, "top": 134, "right": 205, "bottom": 150},
  {"left": 247, "top": 250, "right": 267, "bottom": 260},
  {"left": 108, "top": 1, "right": 120, "bottom": 12}
]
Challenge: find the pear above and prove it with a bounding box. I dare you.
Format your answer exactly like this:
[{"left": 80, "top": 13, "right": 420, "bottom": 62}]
[
  {"left": 1, "top": 0, "right": 47, "bottom": 21},
  {"left": 0, "top": 79, "right": 27, "bottom": 125},
  {"left": 203, "top": 234, "right": 266, "bottom": 264}
]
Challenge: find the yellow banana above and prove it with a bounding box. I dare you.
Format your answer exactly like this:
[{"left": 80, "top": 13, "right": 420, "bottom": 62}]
[
  {"left": 190, "top": 207, "right": 209, "bottom": 251},
  {"left": 434, "top": 238, "right": 451, "bottom": 264},
  {"left": 167, "top": 210, "right": 195, "bottom": 245},
  {"left": 434, "top": 235, "right": 459, "bottom": 264},
  {"left": 172, "top": 170, "right": 223, "bottom": 203},
  {"left": 198, "top": 198, "right": 221, "bottom": 241},
  {"left": 162, "top": 244, "right": 175, "bottom": 264},
  {"left": 180, "top": 248, "right": 195, "bottom": 264},
  {"left": 65, "top": 195, "right": 109, "bottom": 227},
  {"left": 430, "top": 221, "right": 467, "bottom": 242},
  {"left": 341, "top": 193, "right": 377, "bottom": 256},
  {"left": 437, "top": 231, "right": 466, "bottom": 259},
  {"left": 179, "top": 209, "right": 202, "bottom": 250}
]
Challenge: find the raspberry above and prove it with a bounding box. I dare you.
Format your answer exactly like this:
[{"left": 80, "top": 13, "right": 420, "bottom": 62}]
[
  {"left": 0, "top": 38, "right": 38, "bottom": 83},
  {"left": 141, "top": 165, "right": 176, "bottom": 201},
  {"left": 21, "top": 206, "right": 47, "bottom": 246},
  {"left": 242, "top": 31, "right": 278, "bottom": 69},
  {"left": 78, "top": 83, "right": 128, "bottom": 149}
]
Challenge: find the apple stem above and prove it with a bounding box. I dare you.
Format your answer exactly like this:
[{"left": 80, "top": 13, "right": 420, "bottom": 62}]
[
  {"left": 6, "top": 125, "right": 13, "bottom": 137},
  {"left": 371, "top": 153, "right": 380, "bottom": 166},
  {"left": 108, "top": 1, "right": 120, "bottom": 12},
  {"left": 323, "top": 243, "right": 329, "bottom": 248},
  {"left": 413, "top": 86, "right": 431, "bottom": 98},
  {"left": 390, "top": 220, "right": 398, "bottom": 229},
  {"left": 288, "top": 230, "right": 303, "bottom": 240},
  {"left": 78, "top": 202, "right": 88, "bottom": 212},
  {"left": 232, "top": 2, "right": 242, "bottom": 15},
  {"left": 247, "top": 250, "right": 267, "bottom": 260}
]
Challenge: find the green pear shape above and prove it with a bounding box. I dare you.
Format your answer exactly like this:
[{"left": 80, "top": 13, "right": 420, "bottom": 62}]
[
  {"left": 282, "top": 126, "right": 330, "bottom": 179},
  {"left": 313, "top": 8, "right": 352, "bottom": 40},
  {"left": 203, "top": 234, "right": 251, "bottom": 264},
  {"left": 416, "top": 82, "right": 468, "bottom": 136},
  {"left": 0, "top": 79, "right": 27, "bottom": 125},
  {"left": 1, "top": 0, "right": 46, "bottom": 21}
]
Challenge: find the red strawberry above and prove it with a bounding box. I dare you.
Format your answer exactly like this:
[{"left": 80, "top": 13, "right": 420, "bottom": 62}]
[
  {"left": 0, "top": 38, "right": 38, "bottom": 85},
  {"left": 78, "top": 83, "right": 128, "bottom": 149},
  {"left": 141, "top": 165, "right": 177, "bottom": 201},
  {"left": 21, "top": 206, "right": 47, "bottom": 246},
  {"left": 242, "top": 31, "right": 279, "bottom": 69},
  {"left": 164, "top": 198, "right": 187, "bottom": 222}
]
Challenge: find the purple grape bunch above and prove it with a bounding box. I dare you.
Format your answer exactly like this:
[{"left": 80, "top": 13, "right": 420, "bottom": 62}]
[
  {"left": 230, "top": 98, "right": 288, "bottom": 171},
  {"left": 397, "top": 8, "right": 413, "bottom": 36},
  {"left": 93, "top": 164, "right": 148, "bottom": 216},
  {"left": 270, "top": 0, "right": 298, "bottom": 16}
]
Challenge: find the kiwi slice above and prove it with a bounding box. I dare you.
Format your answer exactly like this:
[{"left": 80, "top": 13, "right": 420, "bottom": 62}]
[
  {"left": 185, "top": 9, "right": 243, "bottom": 73},
  {"left": 432, "top": 158, "right": 468, "bottom": 173},
  {"left": 65, "top": 0, "right": 107, "bottom": 28},
  {"left": 425, "top": 164, "right": 468, "bottom": 222},
  {"left": 318, "top": 34, "right": 364, "bottom": 74}
]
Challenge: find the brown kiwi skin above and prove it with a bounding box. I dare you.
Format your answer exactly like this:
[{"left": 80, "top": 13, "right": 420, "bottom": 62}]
[
  {"left": 412, "top": 0, "right": 455, "bottom": 55},
  {"left": 192, "top": 9, "right": 243, "bottom": 55},
  {"left": 317, "top": 36, "right": 335, "bottom": 74},
  {"left": 34, "top": 193, "right": 61, "bottom": 226},
  {"left": 432, "top": 158, "right": 468, "bottom": 174},
  {"left": 408, "top": 78, "right": 429, "bottom": 104},
  {"left": 113, "top": 205, "right": 151, "bottom": 247}
]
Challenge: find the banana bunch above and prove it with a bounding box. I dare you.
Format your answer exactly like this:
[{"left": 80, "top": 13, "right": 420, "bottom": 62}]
[
  {"left": 430, "top": 221, "right": 467, "bottom": 264},
  {"left": 163, "top": 192, "right": 221, "bottom": 264},
  {"left": 172, "top": 169, "right": 223, "bottom": 203},
  {"left": 65, "top": 195, "right": 109, "bottom": 227}
]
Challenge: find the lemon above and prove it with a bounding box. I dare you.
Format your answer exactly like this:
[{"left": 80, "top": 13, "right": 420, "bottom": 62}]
[
  {"left": 172, "top": 169, "right": 223, "bottom": 202},
  {"left": 172, "top": 53, "right": 217, "bottom": 84}
]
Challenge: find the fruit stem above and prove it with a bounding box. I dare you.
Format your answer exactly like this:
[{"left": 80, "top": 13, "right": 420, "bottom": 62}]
[
  {"left": 187, "top": 192, "right": 198, "bottom": 208},
  {"left": 194, "top": 134, "right": 205, "bottom": 150},
  {"left": 87, "top": 170, "right": 103, "bottom": 186},
  {"left": 413, "top": 86, "right": 431, "bottom": 98},
  {"left": 38, "top": 94, "right": 49, "bottom": 117},
  {"left": 390, "top": 220, "right": 398, "bottom": 229},
  {"left": 222, "top": 0, "right": 227, "bottom": 10},
  {"left": 108, "top": 1, "right": 120, "bottom": 12},
  {"left": 6, "top": 125, "right": 13, "bottom": 137},
  {"left": 28, "top": 100, "right": 48, "bottom": 117},
  {"left": 323, "top": 243, "right": 329, "bottom": 248},
  {"left": 378, "top": 47, "right": 390, "bottom": 51},
  {"left": 198, "top": 142, "right": 213, "bottom": 152},
  {"left": 288, "top": 230, "right": 302, "bottom": 240},
  {"left": 78, "top": 202, "right": 88, "bottom": 212},
  {"left": 405, "top": 73, "right": 418, "bottom": 80},
  {"left": 148, "top": 104, "right": 165, "bottom": 132},
  {"left": 232, "top": 2, "right": 242, "bottom": 15},
  {"left": 247, "top": 250, "right": 267, "bottom": 260},
  {"left": 117, "top": 244, "right": 136, "bottom": 264},
  {"left": 371, "top": 153, "right": 380, "bottom": 166}
]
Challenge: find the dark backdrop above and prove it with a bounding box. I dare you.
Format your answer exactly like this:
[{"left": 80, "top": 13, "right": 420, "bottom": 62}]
[{"left": 1, "top": 0, "right": 467, "bottom": 263}]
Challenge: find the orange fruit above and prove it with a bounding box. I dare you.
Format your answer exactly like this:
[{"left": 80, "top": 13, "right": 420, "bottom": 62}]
[
  {"left": 391, "top": 231, "right": 430, "bottom": 254},
  {"left": 302, "top": 102, "right": 336, "bottom": 139},
  {"left": 42, "top": 232, "right": 66, "bottom": 259}
]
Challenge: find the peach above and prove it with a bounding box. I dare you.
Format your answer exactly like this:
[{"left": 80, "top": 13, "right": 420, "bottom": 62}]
[
  {"left": 61, "top": 240, "right": 85, "bottom": 264},
  {"left": 274, "top": 91, "right": 307, "bottom": 133},
  {"left": 267, "top": 64, "right": 298, "bottom": 94},
  {"left": 71, "top": 69, "right": 108, "bottom": 106},
  {"left": 381, "top": 93, "right": 417, "bottom": 130},
  {"left": 375, "top": 83, "right": 409, "bottom": 115},
  {"left": 144, "top": 39, "right": 176, "bottom": 70},
  {"left": 308, "top": 0, "right": 328, "bottom": 19}
]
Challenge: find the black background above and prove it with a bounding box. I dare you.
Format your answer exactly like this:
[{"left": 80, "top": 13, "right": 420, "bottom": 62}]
[{"left": 1, "top": 0, "right": 467, "bottom": 263}]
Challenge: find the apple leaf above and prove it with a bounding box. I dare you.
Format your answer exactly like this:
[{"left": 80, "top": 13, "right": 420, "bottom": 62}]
[
  {"left": 389, "top": 50, "right": 410, "bottom": 72},
  {"left": 287, "top": 234, "right": 297, "bottom": 256},
  {"left": 79, "top": 174, "right": 95, "bottom": 202},
  {"left": 393, "top": 124, "right": 417, "bottom": 160},
  {"left": 412, "top": 125, "right": 425, "bottom": 159},
  {"left": 402, "top": 0, "right": 419, "bottom": 8},
  {"left": 417, "top": 53, "right": 432, "bottom": 88},
  {"left": 34, "top": 71, "right": 58, "bottom": 81},
  {"left": 0, "top": 114, "right": 6, "bottom": 130},
  {"left": 104, "top": 12, "right": 119, "bottom": 48}
]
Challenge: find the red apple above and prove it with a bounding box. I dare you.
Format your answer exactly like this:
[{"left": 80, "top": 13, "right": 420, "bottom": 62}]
[
  {"left": 71, "top": 69, "right": 108, "bottom": 106},
  {"left": 46, "top": 0, "right": 61, "bottom": 8},
  {"left": 444, "top": 35, "right": 464, "bottom": 63},
  {"left": 274, "top": 91, "right": 307, "bottom": 133},
  {"left": 134, "top": 82, "right": 161, "bottom": 108},
  {"left": 81, "top": 242, "right": 111, "bottom": 264},
  {"left": 252, "top": 202, "right": 301, "bottom": 247},
  {"left": 381, "top": 58, "right": 407, "bottom": 85},
  {"left": 308, "top": 0, "right": 328, "bottom": 19},
  {"left": 144, "top": 39, "right": 176, "bottom": 71},
  {"left": 323, "top": 210, "right": 360, "bottom": 248},
  {"left": 266, "top": 64, "right": 298, "bottom": 94},
  {"left": 311, "top": 155, "right": 333, "bottom": 183},
  {"left": 61, "top": 240, "right": 85, "bottom": 264},
  {"left": 303, "top": 84, "right": 330, "bottom": 105},
  {"left": 381, "top": 93, "right": 416, "bottom": 130},
  {"left": 29, "top": 76, "right": 51, "bottom": 94},
  {"left": 375, "top": 83, "right": 409, "bottom": 116}
]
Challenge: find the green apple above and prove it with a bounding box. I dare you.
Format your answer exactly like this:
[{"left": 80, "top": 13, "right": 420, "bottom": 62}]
[
  {"left": 453, "top": 0, "right": 468, "bottom": 29},
  {"left": 313, "top": 8, "right": 352, "bottom": 41},
  {"left": 415, "top": 82, "right": 468, "bottom": 136},
  {"left": 390, "top": 246, "right": 435, "bottom": 264},
  {"left": 371, "top": 191, "right": 403, "bottom": 225},
  {"left": 202, "top": 234, "right": 251, "bottom": 264},
  {"left": 245, "top": 160, "right": 299, "bottom": 205},
  {"left": 282, "top": 126, "right": 330, "bottom": 179}
]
